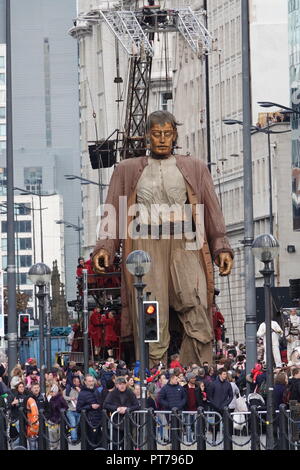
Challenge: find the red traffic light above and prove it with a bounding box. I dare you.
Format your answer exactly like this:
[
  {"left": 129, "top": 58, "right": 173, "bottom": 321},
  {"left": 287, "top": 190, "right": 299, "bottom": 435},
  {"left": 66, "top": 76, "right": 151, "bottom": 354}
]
[
  {"left": 146, "top": 304, "right": 156, "bottom": 315},
  {"left": 22, "top": 316, "right": 29, "bottom": 323}
]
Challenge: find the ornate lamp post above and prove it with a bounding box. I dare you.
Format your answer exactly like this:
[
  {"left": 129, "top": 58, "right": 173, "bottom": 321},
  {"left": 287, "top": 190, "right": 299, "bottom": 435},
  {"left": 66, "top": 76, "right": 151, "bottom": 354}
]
[
  {"left": 28, "top": 263, "right": 52, "bottom": 394},
  {"left": 126, "top": 250, "right": 151, "bottom": 409},
  {"left": 252, "top": 233, "right": 279, "bottom": 450}
]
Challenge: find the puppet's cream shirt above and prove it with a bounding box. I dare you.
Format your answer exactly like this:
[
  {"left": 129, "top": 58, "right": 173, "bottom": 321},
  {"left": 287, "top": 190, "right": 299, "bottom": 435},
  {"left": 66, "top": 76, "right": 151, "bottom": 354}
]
[{"left": 136, "top": 156, "right": 187, "bottom": 225}]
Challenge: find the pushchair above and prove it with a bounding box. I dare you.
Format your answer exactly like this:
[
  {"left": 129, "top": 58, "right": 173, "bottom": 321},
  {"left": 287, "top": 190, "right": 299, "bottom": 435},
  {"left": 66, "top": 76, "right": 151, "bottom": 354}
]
[
  {"left": 247, "top": 392, "right": 266, "bottom": 437},
  {"left": 247, "top": 392, "right": 266, "bottom": 411}
]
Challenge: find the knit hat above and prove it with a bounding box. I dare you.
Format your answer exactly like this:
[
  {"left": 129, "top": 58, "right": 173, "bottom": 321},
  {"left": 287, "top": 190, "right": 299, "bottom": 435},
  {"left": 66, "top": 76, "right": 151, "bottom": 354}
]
[
  {"left": 106, "top": 380, "right": 115, "bottom": 390},
  {"left": 186, "top": 372, "right": 196, "bottom": 382},
  {"left": 116, "top": 377, "right": 127, "bottom": 385}
]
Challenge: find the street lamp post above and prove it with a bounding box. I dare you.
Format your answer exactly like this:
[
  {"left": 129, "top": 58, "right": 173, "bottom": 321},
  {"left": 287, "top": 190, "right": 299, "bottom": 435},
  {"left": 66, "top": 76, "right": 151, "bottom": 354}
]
[
  {"left": 28, "top": 263, "right": 52, "bottom": 395},
  {"left": 126, "top": 250, "right": 151, "bottom": 410},
  {"left": 257, "top": 101, "right": 300, "bottom": 116},
  {"left": 6, "top": 0, "right": 18, "bottom": 374},
  {"left": 64, "top": 174, "right": 109, "bottom": 188},
  {"left": 257, "top": 102, "right": 298, "bottom": 235},
  {"left": 224, "top": 118, "right": 290, "bottom": 288},
  {"left": 252, "top": 233, "right": 280, "bottom": 451},
  {"left": 241, "top": 0, "right": 257, "bottom": 381},
  {"left": 56, "top": 219, "right": 83, "bottom": 257},
  {"left": 44, "top": 283, "right": 52, "bottom": 371},
  {"left": 82, "top": 268, "right": 89, "bottom": 375}
]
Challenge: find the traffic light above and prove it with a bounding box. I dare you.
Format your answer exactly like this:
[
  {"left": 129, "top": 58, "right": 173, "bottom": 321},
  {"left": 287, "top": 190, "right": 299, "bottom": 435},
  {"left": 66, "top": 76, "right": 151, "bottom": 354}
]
[
  {"left": 18, "top": 313, "right": 30, "bottom": 338},
  {"left": 143, "top": 301, "right": 159, "bottom": 342}
]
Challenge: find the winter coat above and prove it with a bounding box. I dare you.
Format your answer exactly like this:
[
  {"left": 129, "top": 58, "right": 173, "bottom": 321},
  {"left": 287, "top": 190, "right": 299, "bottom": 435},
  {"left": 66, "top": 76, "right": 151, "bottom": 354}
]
[
  {"left": 133, "top": 361, "right": 150, "bottom": 380},
  {"left": 207, "top": 377, "right": 233, "bottom": 411},
  {"left": 158, "top": 382, "right": 187, "bottom": 411},
  {"left": 48, "top": 394, "right": 68, "bottom": 424},
  {"left": 228, "top": 382, "right": 240, "bottom": 410},
  {"left": 116, "top": 366, "right": 129, "bottom": 377},
  {"left": 63, "top": 386, "right": 81, "bottom": 412},
  {"left": 101, "top": 370, "right": 116, "bottom": 388},
  {"left": 76, "top": 385, "right": 103, "bottom": 427},
  {"left": 103, "top": 388, "right": 140, "bottom": 413},
  {"left": 8, "top": 390, "right": 28, "bottom": 420},
  {"left": 169, "top": 360, "right": 185, "bottom": 373},
  {"left": 273, "top": 384, "right": 287, "bottom": 410},
  {"left": 289, "top": 378, "right": 300, "bottom": 402},
  {"left": 183, "top": 384, "right": 206, "bottom": 411}
]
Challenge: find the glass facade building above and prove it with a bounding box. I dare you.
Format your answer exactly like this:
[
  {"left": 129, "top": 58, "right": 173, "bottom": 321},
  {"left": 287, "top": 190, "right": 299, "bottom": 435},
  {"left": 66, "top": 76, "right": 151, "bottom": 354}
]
[{"left": 289, "top": 0, "right": 300, "bottom": 230}]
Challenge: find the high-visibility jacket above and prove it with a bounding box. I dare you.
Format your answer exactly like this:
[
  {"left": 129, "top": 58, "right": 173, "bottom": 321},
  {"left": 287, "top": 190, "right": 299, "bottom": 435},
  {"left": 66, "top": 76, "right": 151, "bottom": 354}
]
[{"left": 26, "top": 397, "right": 39, "bottom": 438}]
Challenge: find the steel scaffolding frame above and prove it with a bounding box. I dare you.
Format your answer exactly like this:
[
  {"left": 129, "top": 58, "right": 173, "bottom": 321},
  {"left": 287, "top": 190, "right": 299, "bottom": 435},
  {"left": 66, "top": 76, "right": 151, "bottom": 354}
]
[
  {"left": 100, "top": 10, "right": 154, "bottom": 56},
  {"left": 72, "top": 5, "right": 213, "bottom": 159}
]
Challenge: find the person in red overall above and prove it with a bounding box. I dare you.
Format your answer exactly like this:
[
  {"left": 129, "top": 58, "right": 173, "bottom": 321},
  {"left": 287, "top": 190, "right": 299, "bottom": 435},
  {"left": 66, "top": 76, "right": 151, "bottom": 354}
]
[
  {"left": 76, "top": 257, "right": 86, "bottom": 296},
  {"left": 76, "top": 257, "right": 85, "bottom": 278},
  {"left": 100, "top": 311, "right": 118, "bottom": 357},
  {"left": 212, "top": 304, "right": 225, "bottom": 355},
  {"left": 85, "top": 253, "right": 97, "bottom": 290},
  {"left": 88, "top": 307, "right": 103, "bottom": 358}
]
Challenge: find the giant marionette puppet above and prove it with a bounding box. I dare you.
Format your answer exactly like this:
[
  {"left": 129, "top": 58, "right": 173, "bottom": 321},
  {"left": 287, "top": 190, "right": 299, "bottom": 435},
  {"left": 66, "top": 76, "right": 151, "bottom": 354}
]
[{"left": 92, "top": 111, "right": 233, "bottom": 366}]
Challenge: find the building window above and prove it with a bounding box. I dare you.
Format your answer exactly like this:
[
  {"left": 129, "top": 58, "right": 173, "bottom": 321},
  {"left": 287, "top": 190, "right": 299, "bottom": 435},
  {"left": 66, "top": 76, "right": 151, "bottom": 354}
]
[
  {"left": 19, "top": 255, "right": 32, "bottom": 268},
  {"left": 17, "top": 221, "right": 31, "bottom": 233},
  {"left": 24, "top": 167, "right": 42, "bottom": 192},
  {"left": 0, "top": 124, "right": 5, "bottom": 137},
  {"left": 16, "top": 273, "right": 31, "bottom": 286},
  {"left": 2, "top": 237, "right": 33, "bottom": 251},
  {"left": 160, "top": 92, "right": 172, "bottom": 111},
  {"left": 0, "top": 107, "right": 5, "bottom": 119},
  {"left": 2, "top": 255, "right": 32, "bottom": 269},
  {"left": 1, "top": 220, "right": 31, "bottom": 233},
  {"left": 1, "top": 238, "right": 32, "bottom": 251},
  {"left": 0, "top": 167, "right": 6, "bottom": 195},
  {"left": 19, "top": 238, "right": 32, "bottom": 250},
  {"left": 0, "top": 74, "right": 5, "bottom": 86},
  {"left": 16, "top": 204, "right": 31, "bottom": 216},
  {"left": 0, "top": 56, "right": 4, "bottom": 69}
]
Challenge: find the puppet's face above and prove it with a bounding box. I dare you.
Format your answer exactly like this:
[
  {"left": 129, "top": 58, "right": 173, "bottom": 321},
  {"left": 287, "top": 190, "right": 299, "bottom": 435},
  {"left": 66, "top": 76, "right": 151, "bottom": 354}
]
[{"left": 148, "top": 122, "right": 177, "bottom": 158}]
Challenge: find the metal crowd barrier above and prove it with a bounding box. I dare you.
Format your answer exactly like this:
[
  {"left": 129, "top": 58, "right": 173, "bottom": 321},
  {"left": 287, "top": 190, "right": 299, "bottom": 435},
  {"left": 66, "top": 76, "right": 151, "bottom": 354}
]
[{"left": 1, "top": 405, "right": 300, "bottom": 451}]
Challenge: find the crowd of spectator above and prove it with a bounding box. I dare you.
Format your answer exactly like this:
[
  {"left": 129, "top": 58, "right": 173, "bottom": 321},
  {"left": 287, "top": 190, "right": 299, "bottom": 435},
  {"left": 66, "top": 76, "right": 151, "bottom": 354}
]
[{"left": 1, "top": 341, "right": 300, "bottom": 450}]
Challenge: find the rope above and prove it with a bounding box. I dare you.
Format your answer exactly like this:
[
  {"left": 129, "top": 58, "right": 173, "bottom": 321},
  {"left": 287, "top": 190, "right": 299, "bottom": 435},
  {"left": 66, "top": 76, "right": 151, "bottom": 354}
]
[
  {"left": 175, "top": 412, "right": 199, "bottom": 427},
  {"left": 127, "top": 412, "right": 148, "bottom": 429},
  {"left": 3, "top": 407, "right": 300, "bottom": 450},
  {"left": 84, "top": 431, "right": 104, "bottom": 449},
  {"left": 254, "top": 409, "right": 279, "bottom": 426}
]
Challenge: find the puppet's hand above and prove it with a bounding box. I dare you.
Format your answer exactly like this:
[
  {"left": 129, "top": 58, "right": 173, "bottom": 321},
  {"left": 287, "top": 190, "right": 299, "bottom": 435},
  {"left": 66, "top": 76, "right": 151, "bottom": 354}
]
[
  {"left": 92, "top": 249, "right": 110, "bottom": 273},
  {"left": 217, "top": 252, "right": 233, "bottom": 276}
]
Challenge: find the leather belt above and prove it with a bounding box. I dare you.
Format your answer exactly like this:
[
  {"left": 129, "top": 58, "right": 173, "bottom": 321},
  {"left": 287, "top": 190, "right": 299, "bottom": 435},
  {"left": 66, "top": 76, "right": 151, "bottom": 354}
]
[{"left": 137, "top": 221, "right": 187, "bottom": 236}]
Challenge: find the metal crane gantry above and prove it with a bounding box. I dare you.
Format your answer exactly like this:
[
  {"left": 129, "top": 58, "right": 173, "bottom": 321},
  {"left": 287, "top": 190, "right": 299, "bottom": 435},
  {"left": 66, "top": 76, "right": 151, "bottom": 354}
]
[{"left": 70, "top": 4, "right": 213, "bottom": 159}]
